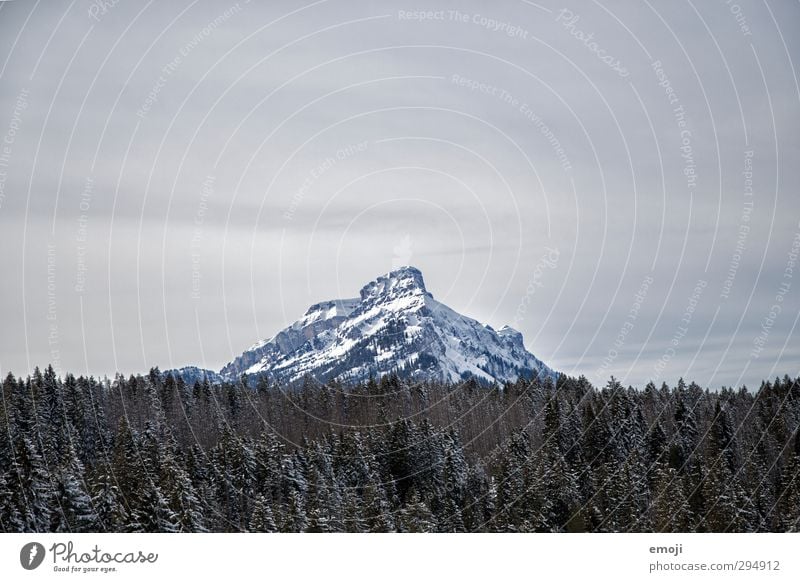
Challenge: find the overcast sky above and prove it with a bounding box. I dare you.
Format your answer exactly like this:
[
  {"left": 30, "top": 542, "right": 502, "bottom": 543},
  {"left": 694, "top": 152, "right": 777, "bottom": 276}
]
[{"left": 0, "top": 0, "right": 798, "bottom": 388}]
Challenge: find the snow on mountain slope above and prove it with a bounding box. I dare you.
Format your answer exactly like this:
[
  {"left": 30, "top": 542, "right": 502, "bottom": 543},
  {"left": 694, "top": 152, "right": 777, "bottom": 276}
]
[
  {"left": 220, "top": 298, "right": 358, "bottom": 379},
  {"left": 220, "top": 266, "right": 554, "bottom": 385},
  {"left": 162, "top": 366, "right": 223, "bottom": 385}
]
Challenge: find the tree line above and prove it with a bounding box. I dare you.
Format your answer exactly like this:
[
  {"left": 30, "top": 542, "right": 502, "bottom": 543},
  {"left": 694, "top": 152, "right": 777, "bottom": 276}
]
[{"left": 1, "top": 366, "right": 799, "bottom": 532}]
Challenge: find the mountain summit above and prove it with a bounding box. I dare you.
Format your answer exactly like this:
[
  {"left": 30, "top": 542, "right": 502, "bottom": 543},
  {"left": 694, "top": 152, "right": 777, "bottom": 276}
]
[{"left": 212, "top": 266, "right": 553, "bottom": 385}]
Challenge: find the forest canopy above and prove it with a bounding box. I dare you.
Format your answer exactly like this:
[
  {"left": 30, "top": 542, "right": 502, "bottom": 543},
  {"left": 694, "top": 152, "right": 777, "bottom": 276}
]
[{"left": 1, "top": 367, "right": 799, "bottom": 533}]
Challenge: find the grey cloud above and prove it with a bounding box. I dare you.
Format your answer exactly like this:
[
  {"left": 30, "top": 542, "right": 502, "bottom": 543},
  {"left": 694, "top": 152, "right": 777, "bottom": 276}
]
[{"left": 0, "top": 0, "right": 797, "bottom": 387}]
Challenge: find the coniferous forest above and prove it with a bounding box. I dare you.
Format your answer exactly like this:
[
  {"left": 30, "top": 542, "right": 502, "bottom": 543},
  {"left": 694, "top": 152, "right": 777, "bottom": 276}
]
[{"left": 1, "top": 366, "right": 799, "bottom": 533}]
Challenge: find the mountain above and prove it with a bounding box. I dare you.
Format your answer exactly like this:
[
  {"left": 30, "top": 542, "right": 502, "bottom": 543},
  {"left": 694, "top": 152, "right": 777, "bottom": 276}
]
[
  {"left": 213, "top": 266, "right": 554, "bottom": 385},
  {"left": 162, "top": 366, "right": 223, "bottom": 386}
]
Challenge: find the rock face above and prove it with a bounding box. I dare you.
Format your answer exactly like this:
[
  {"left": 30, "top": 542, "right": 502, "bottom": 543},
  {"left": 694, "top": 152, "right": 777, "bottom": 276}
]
[
  {"left": 219, "top": 298, "right": 359, "bottom": 380},
  {"left": 215, "top": 266, "right": 554, "bottom": 385}
]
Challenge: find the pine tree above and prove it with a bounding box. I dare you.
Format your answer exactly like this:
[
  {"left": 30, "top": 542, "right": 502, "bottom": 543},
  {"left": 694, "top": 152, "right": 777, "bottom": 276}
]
[
  {"left": 305, "top": 466, "right": 332, "bottom": 533},
  {"left": 778, "top": 431, "right": 800, "bottom": 532},
  {"left": 249, "top": 495, "right": 277, "bottom": 532},
  {"left": 649, "top": 462, "right": 691, "bottom": 532},
  {"left": 398, "top": 488, "right": 435, "bottom": 532},
  {"left": 138, "top": 482, "right": 178, "bottom": 533},
  {"left": 534, "top": 442, "right": 581, "bottom": 532},
  {"left": 533, "top": 399, "right": 582, "bottom": 532},
  {"left": 742, "top": 442, "right": 777, "bottom": 531},
  {"left": 53, "top": 456, "right": 96, "bottom": 533},
  {"left": 111, "top": 418, "right": 145, "bottom": 517},
  {"left": 14, "top": 436, "right": 55, "bottom": 532},
  {"left": 462, "top": 462, "right": 491, "bottom": 532},
  {"left": 387, "top": 418, "right": 417, "bottom": 501},
  {"left": 363, "top": 478, "right": 395, "bottom": 532},
  {"left": 439, "top": 497, "right": 466, "bottom": 532},
  {"left": 701, "top": 401, "right": 754, "bottom": 532},
  {"left": 494, "top": 430, "right": 533, "bottom": 531},
  {"left": 162, "top": 455, "right": 206, "bottom": 532},
  {"left": 442, "top": 430, "right": 468, "bottom": 509},
  {"left": 254, "top": 430, "right": 284, "bottom": 503},
  {"left": 90, "top": 471, "right": 129, "bottom": 532},
  {"left": 38, "top": 365, "right": 67, "bottom": 464},
  {"left": 283, "top": 488, "right": 308, "bottom": 533},
  {"left": 0, "top": 472, "right": 24, "bottom": 532},
  {"left": 606, "top": 451, "right": 650, "bottom": 532},
  {"left": 341, "top": 487, "right": 367, "bottom": 533}
]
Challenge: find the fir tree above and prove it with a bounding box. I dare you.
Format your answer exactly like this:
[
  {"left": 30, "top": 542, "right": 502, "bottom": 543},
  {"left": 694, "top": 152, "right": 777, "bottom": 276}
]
[
  {"left": 398, "top": 488, "right": 435, "bottom": 532},
  {"left": 249, "top": 495, "right": 277, "bottom": 532},
  {"left": 0, "top": 472, "right": 23, "bottom": 532},
  {"left": 778, "top": 431, "right": 800, "bottom": 532},
  {"left": 14, "top": 436, "right": 55, "bottom": 532},
  {"left": 162, "top": 455, "right": 206, "bottom": 532},
  {"left": 53, "top": 458, "right": 96, "bottom": 533},
  {"left": 91, "top": 471, "right": 129, "bottom": 532},
  {"left": 138, "top": 482, "right": 178, "bottom": 533}
]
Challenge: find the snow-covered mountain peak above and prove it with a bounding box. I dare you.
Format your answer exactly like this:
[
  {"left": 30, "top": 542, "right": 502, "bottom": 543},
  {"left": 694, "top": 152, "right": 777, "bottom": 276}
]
[
  {"left": 210, "top": 266, "right": 554, "bottom": 385},
  {"left": 498, "top": 325, "right": 524, "bottom": 345},
  {"left": 359, "top": 265, "right": 431, "bottom": 302}
]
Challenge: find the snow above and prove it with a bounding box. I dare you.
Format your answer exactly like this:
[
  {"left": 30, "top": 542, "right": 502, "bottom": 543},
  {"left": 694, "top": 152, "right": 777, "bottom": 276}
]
[{"left": 220, "top": 266, "right": 554, "bottom": 384}]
